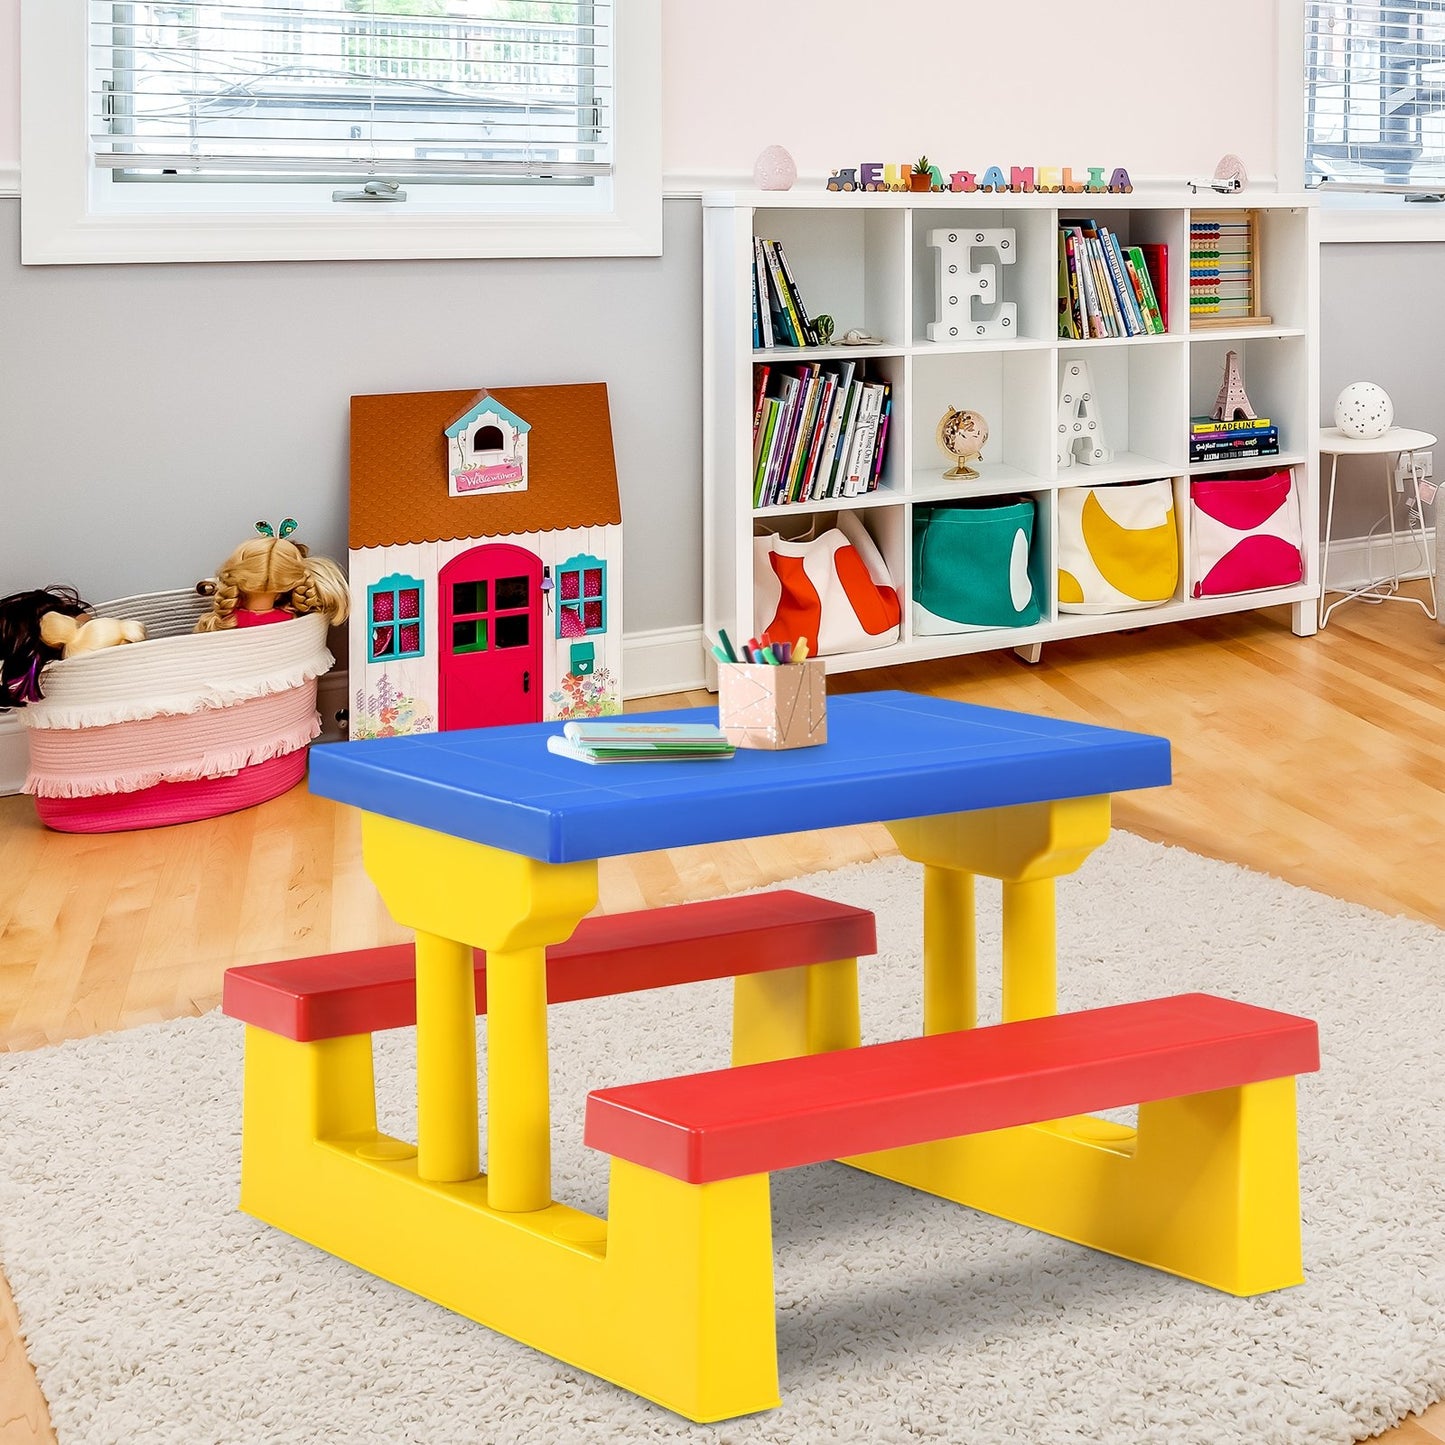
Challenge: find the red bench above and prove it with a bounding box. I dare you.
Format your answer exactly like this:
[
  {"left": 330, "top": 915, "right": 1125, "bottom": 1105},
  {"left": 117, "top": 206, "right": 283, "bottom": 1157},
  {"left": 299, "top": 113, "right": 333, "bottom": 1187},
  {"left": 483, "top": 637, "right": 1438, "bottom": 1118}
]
[
  {"left": 584, "top": 992, "right": 1320, "bottom": 1183},
  {"left": 222, "top": 888, "right": 876, "bottom": 1042}
]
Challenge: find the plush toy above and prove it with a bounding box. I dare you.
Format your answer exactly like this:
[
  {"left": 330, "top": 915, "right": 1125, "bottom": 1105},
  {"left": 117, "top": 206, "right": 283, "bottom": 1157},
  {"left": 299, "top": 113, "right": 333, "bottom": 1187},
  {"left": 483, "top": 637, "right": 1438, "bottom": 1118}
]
[
  {"left": 0, "top": 586, "right": 146, "bottom": 706},
  {"left": 196, "top": 519, "right": 350, "bottom": 633}
]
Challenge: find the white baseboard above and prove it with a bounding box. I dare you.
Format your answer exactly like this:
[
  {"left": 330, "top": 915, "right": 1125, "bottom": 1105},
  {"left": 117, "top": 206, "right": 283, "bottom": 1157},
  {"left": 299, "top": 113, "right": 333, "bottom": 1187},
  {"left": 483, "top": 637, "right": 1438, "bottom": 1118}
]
[
  {"left": 1322, "top": 528, "right": 1438, "bottom": 593},
  {"left": 619, "top": 624, "right": 709, "bottom": 699},
  {"left": 0, "top": 712, "right": 26, "bottom": 796}
]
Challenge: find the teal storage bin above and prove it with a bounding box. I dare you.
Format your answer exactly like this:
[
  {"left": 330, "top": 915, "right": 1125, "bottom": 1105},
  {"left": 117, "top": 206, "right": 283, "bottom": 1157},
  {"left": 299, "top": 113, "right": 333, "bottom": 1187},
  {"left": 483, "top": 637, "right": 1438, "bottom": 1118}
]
[{"left": 912, "top": 496, "right": 1044, "bottom": 633}]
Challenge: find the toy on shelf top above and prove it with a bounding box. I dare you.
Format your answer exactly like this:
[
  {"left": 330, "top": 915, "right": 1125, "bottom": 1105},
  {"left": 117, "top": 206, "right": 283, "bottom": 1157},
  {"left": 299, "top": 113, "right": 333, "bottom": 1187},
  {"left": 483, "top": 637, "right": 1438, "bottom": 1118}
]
[
  {"left": 826, "top": 162, "right": 1133, "bottom": 195},
  {"left": 195, "top": 519, "right": 350, "bottom": 633},
  {"left": 0, "top": 585, "right": 147, "bottom": 706}
]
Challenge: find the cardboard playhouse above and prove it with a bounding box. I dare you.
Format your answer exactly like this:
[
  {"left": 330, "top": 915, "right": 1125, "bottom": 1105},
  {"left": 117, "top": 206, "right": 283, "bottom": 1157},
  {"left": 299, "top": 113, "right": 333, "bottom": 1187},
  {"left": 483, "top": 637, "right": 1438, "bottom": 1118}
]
[{"left": 348, "top": 383, "right": 623, "bottom": 738}]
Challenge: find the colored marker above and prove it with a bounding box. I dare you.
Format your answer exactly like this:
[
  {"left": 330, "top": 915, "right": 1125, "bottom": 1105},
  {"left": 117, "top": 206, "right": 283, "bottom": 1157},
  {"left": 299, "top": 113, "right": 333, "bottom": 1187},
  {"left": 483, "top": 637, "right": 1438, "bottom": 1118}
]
[{"left": 716, "top": 628, "right": 739, "bottom": 663}]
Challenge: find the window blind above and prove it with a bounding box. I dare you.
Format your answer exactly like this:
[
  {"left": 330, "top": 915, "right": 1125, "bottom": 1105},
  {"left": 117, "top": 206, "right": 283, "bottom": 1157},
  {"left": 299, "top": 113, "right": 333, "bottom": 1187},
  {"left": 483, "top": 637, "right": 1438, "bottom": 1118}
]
[
  {"left": 90, "top": 0, "right": 612, "bottom": 184},
  {"left": 1306, "top": 1, "right": 1445, "bottom": 189}
]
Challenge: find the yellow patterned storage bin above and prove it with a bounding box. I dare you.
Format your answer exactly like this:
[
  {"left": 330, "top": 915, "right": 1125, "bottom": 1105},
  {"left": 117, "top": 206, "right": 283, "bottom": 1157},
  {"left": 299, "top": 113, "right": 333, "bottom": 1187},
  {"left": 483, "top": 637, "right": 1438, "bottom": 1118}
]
[{"left": 1056, "top": 479, "right": 1179, "bottom": 614}]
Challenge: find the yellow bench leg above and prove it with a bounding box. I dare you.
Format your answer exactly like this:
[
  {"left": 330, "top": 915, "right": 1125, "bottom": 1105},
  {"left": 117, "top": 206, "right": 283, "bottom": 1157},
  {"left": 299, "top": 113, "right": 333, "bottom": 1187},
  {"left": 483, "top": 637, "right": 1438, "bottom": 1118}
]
[
  {"left": 848, "top": 1075, "right": 1305, "bottom": 1296},
  {"left": 238, "top": 1025, "right": 780, "bottom": 1422}
]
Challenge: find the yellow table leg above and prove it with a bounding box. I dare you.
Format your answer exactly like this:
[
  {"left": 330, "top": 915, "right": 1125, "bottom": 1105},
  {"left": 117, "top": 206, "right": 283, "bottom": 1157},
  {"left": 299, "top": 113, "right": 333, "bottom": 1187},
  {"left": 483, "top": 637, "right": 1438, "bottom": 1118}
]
[
  {"left": 923, "top": 864, "right": 975, "bottom": 1034},
  {"left": 485, "top": 944, "right": 552, "bottom": 1212},
  {"left": 414, "top": 930, "right": 480, "bottom": 1182},
  {"left": 888, "top": 795, "right": 1112, "bottom": 1022},
  {"left": 1000, "top": 877, "right": 1055, "bottom": 1021},
  {"left": 360, "top": 814, "right": 597, "bottom": 1212}
]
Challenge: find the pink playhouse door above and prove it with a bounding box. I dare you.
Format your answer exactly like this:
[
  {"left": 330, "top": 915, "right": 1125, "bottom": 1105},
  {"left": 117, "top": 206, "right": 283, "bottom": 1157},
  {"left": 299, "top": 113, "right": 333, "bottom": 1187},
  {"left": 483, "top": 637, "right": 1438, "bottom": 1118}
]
[{"left": 438, "top": 544, "right": 543, "bottom": 730}]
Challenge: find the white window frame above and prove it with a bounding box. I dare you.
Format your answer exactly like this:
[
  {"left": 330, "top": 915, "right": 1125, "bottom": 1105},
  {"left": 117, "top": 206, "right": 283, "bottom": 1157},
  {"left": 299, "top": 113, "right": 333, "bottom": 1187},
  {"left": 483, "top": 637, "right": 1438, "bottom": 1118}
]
[
  {"left": 19, "top": 0, "right": 661, "bottom": 265},
  {"left": 1283, "top": 0, "right": 1445, "bottom": 241}
]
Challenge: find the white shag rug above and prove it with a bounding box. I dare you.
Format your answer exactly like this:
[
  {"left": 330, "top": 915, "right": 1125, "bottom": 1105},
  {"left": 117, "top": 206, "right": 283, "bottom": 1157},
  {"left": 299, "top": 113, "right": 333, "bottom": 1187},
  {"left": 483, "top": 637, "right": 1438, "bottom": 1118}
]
[{"left": 2, "top": 832, "right": 1443, "bottom": 1445}]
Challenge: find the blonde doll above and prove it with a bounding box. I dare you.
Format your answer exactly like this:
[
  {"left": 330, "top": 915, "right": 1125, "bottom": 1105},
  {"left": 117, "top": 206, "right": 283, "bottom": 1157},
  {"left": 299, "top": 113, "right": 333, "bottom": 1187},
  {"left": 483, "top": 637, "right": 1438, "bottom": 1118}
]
[{"left": 196, "top": 520, "right": 350, "bottom": 633}]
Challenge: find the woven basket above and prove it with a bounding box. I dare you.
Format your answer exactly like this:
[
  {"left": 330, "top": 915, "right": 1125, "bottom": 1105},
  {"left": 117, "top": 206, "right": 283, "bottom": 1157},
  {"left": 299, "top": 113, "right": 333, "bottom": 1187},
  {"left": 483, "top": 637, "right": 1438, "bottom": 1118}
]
[{"left": 22, "top": 589, "right": 335, "bottom": 833}]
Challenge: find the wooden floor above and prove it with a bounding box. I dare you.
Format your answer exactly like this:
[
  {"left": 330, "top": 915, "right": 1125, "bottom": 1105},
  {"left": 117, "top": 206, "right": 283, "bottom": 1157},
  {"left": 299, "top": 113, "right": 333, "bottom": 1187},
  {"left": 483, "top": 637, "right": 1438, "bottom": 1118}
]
[{"left": 4, "top": 587, "right": 1445, "bottom": 1442}]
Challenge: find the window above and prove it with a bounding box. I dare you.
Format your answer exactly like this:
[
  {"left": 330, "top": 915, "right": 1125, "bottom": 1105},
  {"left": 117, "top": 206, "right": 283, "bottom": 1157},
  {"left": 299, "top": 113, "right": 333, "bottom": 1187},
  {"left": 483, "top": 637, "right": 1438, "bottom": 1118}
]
[
  {"left": 369, "top": 574, "right": 424, "bottom": 660},
  {"left": 20, "top": 0, "right": 660, "bottom": 263},
  {"left": 1306, "top": 3, "right": 1445, "bottom": 191},
  {"left": 555, "top": 553, "right": 605, "bottom": 638}
]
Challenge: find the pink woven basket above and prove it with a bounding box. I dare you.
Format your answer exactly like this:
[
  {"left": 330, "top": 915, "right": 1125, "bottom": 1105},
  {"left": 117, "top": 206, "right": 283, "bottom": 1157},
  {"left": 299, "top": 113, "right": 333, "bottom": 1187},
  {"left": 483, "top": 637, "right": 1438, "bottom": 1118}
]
[
  {"left": 34, "top": 750, "right": 308, "bottom": 834},
  {"left": 22, "top": 589, "right": 336, "bottom": 834}
]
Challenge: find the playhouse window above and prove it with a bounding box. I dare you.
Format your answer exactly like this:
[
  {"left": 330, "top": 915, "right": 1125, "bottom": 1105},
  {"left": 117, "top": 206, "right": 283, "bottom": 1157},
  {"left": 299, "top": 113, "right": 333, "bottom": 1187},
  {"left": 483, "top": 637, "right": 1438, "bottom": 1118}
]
[
  {"left": 369, "top": 576, "right": 424, "bottom": 661},
  {"left": 474, "top": 425, "right": 505, "bottom": 453},
  {"left": 450, "top": 579, "right": 487, "bottom": 653},
  {"left": 556, "top": 556, "right": 607, "bottom": 639}
]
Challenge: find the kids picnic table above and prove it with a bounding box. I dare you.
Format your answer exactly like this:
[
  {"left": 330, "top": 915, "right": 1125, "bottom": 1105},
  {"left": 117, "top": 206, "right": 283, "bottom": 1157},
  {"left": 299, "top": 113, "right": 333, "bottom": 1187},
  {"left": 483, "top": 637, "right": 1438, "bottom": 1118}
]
[{"left": 224, "top": 691, "right": 1318, "bottom": 1422}]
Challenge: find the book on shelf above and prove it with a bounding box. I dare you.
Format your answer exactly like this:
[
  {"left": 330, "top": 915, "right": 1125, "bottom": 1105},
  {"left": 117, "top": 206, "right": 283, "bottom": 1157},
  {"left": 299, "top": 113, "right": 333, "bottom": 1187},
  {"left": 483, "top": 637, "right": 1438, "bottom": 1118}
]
[
  {"left": 1189, "top": 436, "right": 1280, "bottom": 461},
  {"left": 1063, "top": 220, "right": 1123, "bottom": 338},
  {"left": 771, "top": 240, "right": 820, "bottom": 346},
  {"left": 1190, "top": 414, "right": 1273, "bottom": 435},
  {"left": 1190, "top": 447, "right": 1280, "bottom": 466},
  {"left": 812, "top": 359, "right": 855, "bottom": 499},
  {"left": 843, "top": 382, "right": 886, "bottom": 494},
  {"left": 1098, "top": 226, "right": 1146, "bottom": 336},
  {"left": 1061, "top": 224, "right": 1106, "bottom": 338},
  {"left": 870, "top": 393, "right": 892, "bottom": 488},
  {"left": 825, "top": 379, "right": 863, "bottom": 498},
  {"left": 758, "top": 240, "right": 800, "bottom": 345},
  {"left": 1057, "top": 230, "right": 1081, "bottom": 340},
  {"left": 1190, "top": 434, "right": 1279, "bottom": 453},
  {"left": 761, "top": 373, "right": 802, "bottom": 505},
  {"left": 753, "top": 237, "right": 774, "bottom": 348},
  {"left": 1127, "top": 245, "right": 1167, "bottom": 332},
  {"left": 1136, "top": 243, "right": 1169, "bottom": 327},
  {"left": 757, "top": 239, "right": 818, "bottom": 348},
  {"left": 797, "top": 373, "right": 837, "bottom": 501}
]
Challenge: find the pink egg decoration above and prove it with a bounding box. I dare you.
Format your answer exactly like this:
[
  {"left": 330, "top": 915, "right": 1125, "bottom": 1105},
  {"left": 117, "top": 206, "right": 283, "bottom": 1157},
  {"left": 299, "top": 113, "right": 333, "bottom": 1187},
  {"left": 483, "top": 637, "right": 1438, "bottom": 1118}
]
[{"left": 753, "top": 145, "right": 797, "bottom": 192}]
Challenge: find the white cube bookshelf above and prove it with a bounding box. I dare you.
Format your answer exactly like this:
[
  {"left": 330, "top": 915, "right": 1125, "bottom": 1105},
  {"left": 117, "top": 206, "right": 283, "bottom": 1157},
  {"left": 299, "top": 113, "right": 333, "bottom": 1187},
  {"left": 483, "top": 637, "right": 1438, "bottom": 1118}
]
[{"left": 702, "top": 189, "right": 1320, "bottom": 675}]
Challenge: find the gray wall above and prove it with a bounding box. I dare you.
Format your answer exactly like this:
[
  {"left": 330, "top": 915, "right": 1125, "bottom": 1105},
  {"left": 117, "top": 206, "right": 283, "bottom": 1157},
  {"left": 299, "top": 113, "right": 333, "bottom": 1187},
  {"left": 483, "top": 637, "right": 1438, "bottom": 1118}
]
[
  {"left": 0, "top": 196, "right": 703, "bottom": 635},
  {"left": 1320, "top": 243, "right": 1445, "bottom": 542}
]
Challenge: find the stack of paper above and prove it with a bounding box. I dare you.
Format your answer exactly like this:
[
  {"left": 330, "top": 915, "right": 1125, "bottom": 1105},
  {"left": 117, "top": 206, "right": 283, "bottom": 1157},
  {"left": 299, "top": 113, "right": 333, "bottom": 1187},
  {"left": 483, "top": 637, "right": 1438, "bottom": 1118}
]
[{"left": 546, "top": 720, "right": 735, "bottom": 765}]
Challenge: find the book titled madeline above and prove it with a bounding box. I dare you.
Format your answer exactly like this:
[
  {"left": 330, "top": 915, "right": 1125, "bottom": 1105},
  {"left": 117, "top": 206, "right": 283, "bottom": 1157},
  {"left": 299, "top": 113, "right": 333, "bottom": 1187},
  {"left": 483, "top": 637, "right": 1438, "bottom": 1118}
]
[{"left": 547, "top": 720, "right": 736, "bottom": 765}]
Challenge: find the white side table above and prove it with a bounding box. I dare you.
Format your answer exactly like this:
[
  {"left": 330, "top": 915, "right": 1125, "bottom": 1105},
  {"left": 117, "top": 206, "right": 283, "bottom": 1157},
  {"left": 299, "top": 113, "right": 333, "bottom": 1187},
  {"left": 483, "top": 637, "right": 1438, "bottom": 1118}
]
[{"left": 1318, "top": 425, "right": 1438, "bottom": 628}]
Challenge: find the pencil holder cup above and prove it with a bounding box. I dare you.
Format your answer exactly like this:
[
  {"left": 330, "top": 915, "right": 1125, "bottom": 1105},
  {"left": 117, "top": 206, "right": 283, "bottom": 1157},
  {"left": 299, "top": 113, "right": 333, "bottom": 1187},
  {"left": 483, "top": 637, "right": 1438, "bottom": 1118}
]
[{"left": 718, "top": 659, "right": 827, "bottom": 750}]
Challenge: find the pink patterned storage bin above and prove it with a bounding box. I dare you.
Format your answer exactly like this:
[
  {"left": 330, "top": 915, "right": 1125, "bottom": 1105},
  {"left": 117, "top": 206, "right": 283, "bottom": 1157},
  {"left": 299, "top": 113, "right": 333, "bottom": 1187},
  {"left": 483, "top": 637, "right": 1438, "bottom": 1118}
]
[{"left": 22, "top": 590, "right": 334, "bottom": 833}]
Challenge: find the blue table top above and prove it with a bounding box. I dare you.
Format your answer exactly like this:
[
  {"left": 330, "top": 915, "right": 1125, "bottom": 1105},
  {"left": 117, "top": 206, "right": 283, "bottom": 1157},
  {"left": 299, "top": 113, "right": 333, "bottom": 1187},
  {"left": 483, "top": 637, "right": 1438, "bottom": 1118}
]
[{"left": 308, "top": 691, "right": 1171, "bottom": 863}]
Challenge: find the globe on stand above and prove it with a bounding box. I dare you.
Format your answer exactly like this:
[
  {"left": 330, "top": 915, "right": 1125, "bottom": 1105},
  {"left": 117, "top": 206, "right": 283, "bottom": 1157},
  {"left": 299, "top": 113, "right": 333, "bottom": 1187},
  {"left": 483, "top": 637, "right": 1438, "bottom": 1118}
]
[{"left": 936, "top": 407, "right": 989, "bottom": 479}]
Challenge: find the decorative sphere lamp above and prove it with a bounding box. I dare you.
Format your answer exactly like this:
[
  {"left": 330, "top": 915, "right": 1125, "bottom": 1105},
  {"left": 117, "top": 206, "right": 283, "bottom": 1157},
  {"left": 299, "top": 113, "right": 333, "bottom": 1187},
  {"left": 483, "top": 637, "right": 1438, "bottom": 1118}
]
[
  {"left": 1334, "top": 381, "right": 1394, "bottom": 439},
  {"left": 936, "top": 406, "right": 989, "bottom": 479}
]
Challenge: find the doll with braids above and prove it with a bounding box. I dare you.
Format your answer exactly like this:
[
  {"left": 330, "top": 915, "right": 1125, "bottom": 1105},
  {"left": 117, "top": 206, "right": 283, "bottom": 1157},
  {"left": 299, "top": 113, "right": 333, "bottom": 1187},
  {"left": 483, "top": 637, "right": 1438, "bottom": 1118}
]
[{"left": 196, "top": 520, "right": 350, "bottom": 633}]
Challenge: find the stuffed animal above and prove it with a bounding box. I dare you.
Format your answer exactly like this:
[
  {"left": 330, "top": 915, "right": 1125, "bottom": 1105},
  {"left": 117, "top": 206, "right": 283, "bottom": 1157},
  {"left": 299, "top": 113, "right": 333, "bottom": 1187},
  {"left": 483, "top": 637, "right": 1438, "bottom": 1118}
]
[
  {"left": 0, "top": 586, "right": 146, "bottom": 706},
  {"left": 196, "top": 519, "right": 350, "bottom": 632}
]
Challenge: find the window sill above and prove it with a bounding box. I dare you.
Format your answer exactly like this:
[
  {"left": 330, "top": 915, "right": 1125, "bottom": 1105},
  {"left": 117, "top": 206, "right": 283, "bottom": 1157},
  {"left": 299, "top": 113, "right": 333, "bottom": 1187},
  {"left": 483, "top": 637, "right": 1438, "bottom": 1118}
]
[
  {"left": 1318, "top": 196, "right": 1445, "bottom": 244},
  {"left": 19, "top": 204, "right": 663, "bottom": 265}
]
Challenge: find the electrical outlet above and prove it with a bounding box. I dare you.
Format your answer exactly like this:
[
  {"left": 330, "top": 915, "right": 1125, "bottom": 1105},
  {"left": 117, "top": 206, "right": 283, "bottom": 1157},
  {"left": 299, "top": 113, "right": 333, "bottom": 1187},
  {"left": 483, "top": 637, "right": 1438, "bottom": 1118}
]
[{"left": 1397, "top": 451, "right": 1434, "bottom": 483}]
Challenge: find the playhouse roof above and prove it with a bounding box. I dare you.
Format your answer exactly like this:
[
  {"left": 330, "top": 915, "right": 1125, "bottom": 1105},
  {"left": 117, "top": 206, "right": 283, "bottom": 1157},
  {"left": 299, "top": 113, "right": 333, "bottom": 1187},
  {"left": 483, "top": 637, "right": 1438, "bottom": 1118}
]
[
  {"left": 443, "top": 392, "right": 532, "bottom": 439},
  {"left": 349, "top": 383, "right": 621, "bottom": 550}
]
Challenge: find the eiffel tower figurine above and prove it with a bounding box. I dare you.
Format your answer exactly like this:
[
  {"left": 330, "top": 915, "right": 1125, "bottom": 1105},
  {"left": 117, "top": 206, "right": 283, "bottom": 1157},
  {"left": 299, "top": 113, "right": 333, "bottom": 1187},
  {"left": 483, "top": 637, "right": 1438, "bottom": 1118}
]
[{"left": 1213, "top": 349, "right": 1257, "bottom": 421}]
